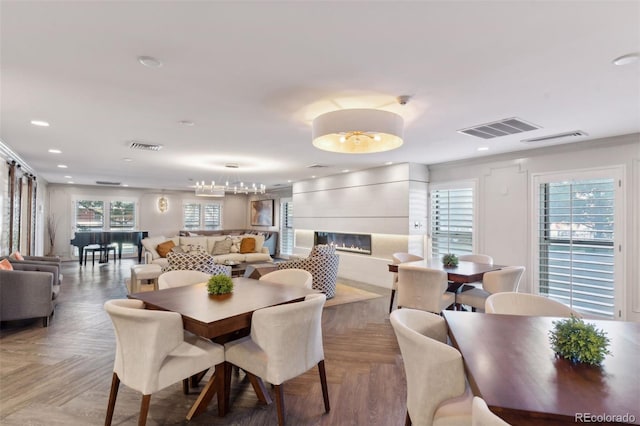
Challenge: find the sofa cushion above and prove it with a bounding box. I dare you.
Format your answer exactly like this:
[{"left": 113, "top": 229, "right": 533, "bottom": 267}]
[
  {"left": 142, "top": 236, "right": 167, "bottom": 260},
  {"left": 179, "top": 236, "right": 208, "bottom": 252},
  {"left": 156, "top": 240, "right": 176, "bottom": 258},
  {"left": 0, "top": 259, "right": 13, "bottom": 270},
  {"left": 212, "top": 238, "right": 233, "bottom": 255},
  {"left": 240, "top": 237, "right": 256, "bottom": 254},
  {"left": 243, "top": 252, "right": 272, "bottom": 263}
]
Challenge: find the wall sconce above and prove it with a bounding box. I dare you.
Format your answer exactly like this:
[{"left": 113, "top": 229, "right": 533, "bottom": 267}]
[{"left": 157, "top": 196, "right": 168, "bottom": 213}]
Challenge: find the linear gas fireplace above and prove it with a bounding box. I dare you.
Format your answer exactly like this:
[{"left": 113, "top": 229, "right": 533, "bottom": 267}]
[{"left": 314, "top": 231, "right": 372, "bottom": 255}]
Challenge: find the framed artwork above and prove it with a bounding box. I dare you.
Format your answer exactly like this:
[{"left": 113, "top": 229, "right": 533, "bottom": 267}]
[{"left": 251, "top": 199, "right": 274, "bottom": 226}]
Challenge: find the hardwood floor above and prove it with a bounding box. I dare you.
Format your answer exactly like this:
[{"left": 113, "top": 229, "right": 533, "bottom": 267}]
[{"left": 0, "top": 258, "right": 407, "bottom": 425}]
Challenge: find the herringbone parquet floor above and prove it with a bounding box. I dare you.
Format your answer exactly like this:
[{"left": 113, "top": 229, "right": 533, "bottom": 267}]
[{"left": 0, "top": 258, "right": 407, "bottom": 426}]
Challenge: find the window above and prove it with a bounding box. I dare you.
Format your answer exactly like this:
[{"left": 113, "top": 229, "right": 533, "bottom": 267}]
[
  {"left": 76, "top": 200, "right": 104, "bottom": 231},
  {"left": 109, "top": 201, "right": 135, "bottom": 229},
  {"left": 430, "top": 185, "right": 474, "bottom": 257},
  {"left": 183, "top": 202, "right": 222, "bottom": 230},
  {"left": 280, "top": 200, "right": 294, "bottom": 255},
  {"left": 536, "top": 174, "right": 620, "bottom": 318}
]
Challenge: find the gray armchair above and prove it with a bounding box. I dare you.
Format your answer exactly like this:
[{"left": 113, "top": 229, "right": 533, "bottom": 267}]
[
  {"left": 277, "top": 245, "right": 339, "bottom": 299},
  {"left": 0, "top": 265, "right": 58, "bottom": 327},
  {"left": 1, "top": 256, "right": 63, "bottom": 286}
]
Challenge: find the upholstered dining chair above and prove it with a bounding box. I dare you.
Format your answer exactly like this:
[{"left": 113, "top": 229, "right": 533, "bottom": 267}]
[
  {"left": 390, "top": 308, "right": 472, "bottom": 426},
  {"left": 397, "top": 264, "right": 455, "bottom": 314},
  {"left": 472, "top": 397, "right": 510, "bottom": 426},
  {"left": 456, "top": 266, "right": 525, "bottom": 312},
  {"left": 104, "top": 299, "right": 225, "bottom": 426},
  {"left": 458, "top": 254, "right": 493, "bottom": 264},
  {"left": 485, "top": 292, "right": 582, "bottom": 317},
  {"left": 390, "top": 252, "right": 424, "bottom": 313},
  {"left": 223, "top": 293, "right": 329, "bottom": 425},
  {"left": 259, "top": 268, "right": 313, "bottom": 289},
  {"left": 158, "top": 270, "right": 212, "bottom": 290}
]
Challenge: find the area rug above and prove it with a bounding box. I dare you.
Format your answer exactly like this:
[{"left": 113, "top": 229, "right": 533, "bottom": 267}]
[{"left": 324, "top": 283, "right": 382, "bottom": 307}]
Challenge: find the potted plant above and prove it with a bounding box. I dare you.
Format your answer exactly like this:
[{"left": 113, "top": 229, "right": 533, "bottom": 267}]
[
  {"left": 442, "top": 253, "right": 459, "bottom": 267},
  {"left": 207, "top": 274, "right": 234, "bottom": 296},
  {"left": 548, "top": 315, "right": 611, "bottom": 365}
]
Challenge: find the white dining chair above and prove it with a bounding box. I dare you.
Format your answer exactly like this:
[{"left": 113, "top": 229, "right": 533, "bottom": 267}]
[
  {"left": 458, "top": 254, "right": 493, "bottom": 265},
  {"left": 390, "top": 253, "right": 424, "bottom": 313},
  {"left": 390, "top": 308, "right": 472, "bottom": 426},
  {"left": 259, "top": 268, "right": 313, "bottom": 289},
  {"left": 472, "top": 397, "right": 510, "bottom": 425},
  {"left": 223, "top": 293, "right": 329, "bottom": 425},
  {"left": 485, "top": 292, "right": 582, "bottom": 317},
  {"left": 397, "top": 264, "right": 455, "bottom": 314},
  {"left": 104, "top": 299, "right": 225, "bottom": 426},
  {"left": 157, "top": 270, "right": 211, "bottom": 289},
  {"left": 456, "top": 266, "right": 525, "bottom": 312}
]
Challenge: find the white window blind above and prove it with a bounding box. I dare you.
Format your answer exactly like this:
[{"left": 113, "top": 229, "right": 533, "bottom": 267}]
[
  {"left": 280, "top": 201, "right": 294, "bottom": 255},
  {"left": 430, "top": 187, "right": 474, "bottom": 256},
  {"left": 109, "top": 201, "right": 135, "bottom": 229},
  {"left": 183, "top": 203, "right": 201, "bottom": 230},
  {"left": 538, "top": 178, "right": 616, "bottom": 318},
  {"left": 76, "top": 200, "right": 104, "bottom": 231},
  {"left": 204, "top": 204, "right": 221, "bottom": 229}
]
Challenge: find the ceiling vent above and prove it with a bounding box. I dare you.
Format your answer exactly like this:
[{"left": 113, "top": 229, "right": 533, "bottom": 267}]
[
  {"left": 458, "top": 117, "right": 540, "bottom": 139},
  {"left": 307, "top": 164, "right": 329, "bottom": 168},
  {"left": 521, "top": 131, "right": 588, "bottom": 143},
  {"left": 129, "top": 141, "right": 163, "bottom": 151},
  {"left": 96, "top": 181, "right": 121, "bottom": 186}
]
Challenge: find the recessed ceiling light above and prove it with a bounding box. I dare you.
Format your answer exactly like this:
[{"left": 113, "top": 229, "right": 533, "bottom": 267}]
[
  {"left": 342, "top": 169, "right": 350, "bottom": 173},
  {"left": 137, "top": 55, "right": 163, "bottom": 68},
  {"left": 64, "top": 175, "right": 72, "bottom": 179},
  {"left": 478, "top": 147, "right": 489, "bottom": 151},
  {"left": 122, "top": 184, "right": 129, "bottom": 187},
  {"left": 123, "top": 158, "right": 133, "bottom": 162},
  {"left": 612, "top": 53, "right": 639, "bottom": 66},
  {"left": 385, "top": 161, "right": 394, "bottom": 165},
  {"left": 57, "top": 164, "right": 68, "bottom": 168},
  {"left": 67, "top": 181, "right": 74, "bottom": 184},
  {"left": 311, "top": 175, "right": 317, "bottom": 179},
  {"left": 48, "top": 149, "right": 62, "bottom": 154},
  {"left": 30, "top": 120, "right": 49, "bottom": 127},
  {"left": 287, "top": 180, "right": 292, "bottom": 183},
  {"left": 179, "top": 120, "right": 195, "bottom": 126}
]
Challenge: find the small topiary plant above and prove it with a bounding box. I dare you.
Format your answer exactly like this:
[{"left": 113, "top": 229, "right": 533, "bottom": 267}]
[
  {"left": 548, "top": 315, "right": 611, "bottom": 365},
  {"left": 442, "top": 253, "right": 459, "bottom": 267},
  {"left": 207, "top": 274, "right": 234, "bottom": 295}
]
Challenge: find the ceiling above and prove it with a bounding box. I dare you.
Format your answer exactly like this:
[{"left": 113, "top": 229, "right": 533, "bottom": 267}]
[{"left": 1, "top": 1, "right": 639, "bottom": 192}]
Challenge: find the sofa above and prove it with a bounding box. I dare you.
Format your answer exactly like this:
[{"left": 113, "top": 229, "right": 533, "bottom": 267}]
[
  {"left": 0, "top": 255, "right": 63, "bottom": 286},
  {"left": 0, "top": 262, "right": 60, "bottom": 327},
  {"left": 142, "top": 232, "right": 273, "bottom": 269}
]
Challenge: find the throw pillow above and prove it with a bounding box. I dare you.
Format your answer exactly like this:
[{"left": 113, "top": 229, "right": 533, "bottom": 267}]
[
  {"left": 9, "top": 251, "right": 24, "bottom": 261},
  {"left": 212, "top": 238, "right": 233, "bottom": 255},
  {"left": 0, "top": 259, "right": 13, "bottom": 270},
  {"left": 182, "top": 244, "right": 207, "bottom": 255},
  {"left": 156, "top": 240, "right": 176, "bottom": 258},
  {"left": 239, "top": 237, "right": 256, "bottom": 254},
  {"left": 171, "top": 246, "right": 185, "bottom": 253}
]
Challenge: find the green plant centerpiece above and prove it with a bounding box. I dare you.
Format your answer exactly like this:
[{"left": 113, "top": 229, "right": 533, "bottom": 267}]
[
  {"left": 207, "top": 274, "right": 234, "bottom": 296},
  {"left": 548, "top": 315, "right": 611, "bottom": 365},
  {"left": 442, "top": 253, "right": 459, "bottom": 267}
]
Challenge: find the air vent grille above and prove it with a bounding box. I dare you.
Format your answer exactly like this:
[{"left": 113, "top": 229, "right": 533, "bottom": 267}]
[
  {"left": 96, "top": 181, "right": 121, "bottom": 186},
  {"left": 458, "top": 117, "right": 540, "bottom": 139},
  {"left": 129, "top": 141, "right": 163, "bottom": 151},
  {"left": 521, "top": 131, "right": 588, "bottom": 143},
  {"left": 307, "top": 164, "right": 329, "bottom": 168}
]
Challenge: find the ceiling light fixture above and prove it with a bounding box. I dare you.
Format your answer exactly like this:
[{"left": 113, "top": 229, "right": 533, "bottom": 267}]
[
  {"left": 57, "top": 164, "right": 68, "bottom": 168},
  {"left": 312, "top": 109, "right": 404, "bottom": 154},
  {"left": 612, "top": 53, "right": 639, "bottom": 66},
  {"left": 195, "top": 164, "right": 266, "bottom": 197},
  {"left": 31, "top": 120, "right": 50, "bottom": 127},
  {"left": 137, "top": 55, "right": 163, "bottom": 68},
  {"left": 48, "top": 149, "right": 62, "bottom": 154}
]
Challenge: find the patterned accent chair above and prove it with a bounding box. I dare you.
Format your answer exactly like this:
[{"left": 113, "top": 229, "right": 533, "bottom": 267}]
[
  {"left": 163, "top": 251, "right": 231, "bottom": 276},
  {"left": 277, "top": 245, "right": 340, "bottom": 299}
]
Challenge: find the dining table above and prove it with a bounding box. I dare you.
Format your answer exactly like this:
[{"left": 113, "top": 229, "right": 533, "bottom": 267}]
[
  {"left": 388, "top": 258, "right": 504, "bottom": 292},
  {"left": 128, "top": 277, "right": 318, "bottom": 419},
  {"left": 443, "top": 310, "right": 640, "bottom": 425}
]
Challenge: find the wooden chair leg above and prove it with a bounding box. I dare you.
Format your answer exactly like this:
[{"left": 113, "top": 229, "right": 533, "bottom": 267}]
[
  {"left": 405, "top": 410, "right": 412, "bottom": 426},
  {"left": 105, "top": 373, "right": 120, "bottom": 426},
  {"left": 318, "top": 360, "right": 330, "bottom": 412},
  {"left": 389, "top": 289, "right": 396, "bottom": 313},
  {"left": 246, "top": 371, "right": 272, "bottom": 404},
  {"left": 274, "top": 384, "right": 285, "bottom": 426},
  {"left": 187, "top": 364, "right": 220, "bottom": 420},
  {"left": 182, "top": 378, "right": 189, "bottom": 394},
  {"left": 138, "top": 394, "right": 151, "bottom": 426}
]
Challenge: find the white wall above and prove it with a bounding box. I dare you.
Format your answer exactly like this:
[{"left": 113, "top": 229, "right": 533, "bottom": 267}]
[
  {"left": 428, "top": 133, "right": 640, "bottom": 321},
  {"left": 292, "top": 163, "right": 429, "bottom": 287}
]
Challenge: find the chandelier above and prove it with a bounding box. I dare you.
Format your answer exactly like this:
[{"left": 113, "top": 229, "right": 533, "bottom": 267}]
[
  {"left": 312, "top": 108, "right": 404, "bottom": 154},
  {"left": 195, "top": 180, "right": 266, "bottom": 197}
]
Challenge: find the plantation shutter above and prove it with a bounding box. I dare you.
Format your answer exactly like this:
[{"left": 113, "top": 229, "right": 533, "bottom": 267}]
[{"left": 430, "top": 187, "right": 474, "bottom": 257}]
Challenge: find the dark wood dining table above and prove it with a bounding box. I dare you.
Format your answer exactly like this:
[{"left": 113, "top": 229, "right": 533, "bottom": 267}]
[
  {"left": 443, "top": 311, "right": 640, "bottom": 425},
  {"left": 128, "top": 277, "right": 317, "bottom": 419},
  {"left": 389, "top": 258, "right": 504, "bottom": 291}
]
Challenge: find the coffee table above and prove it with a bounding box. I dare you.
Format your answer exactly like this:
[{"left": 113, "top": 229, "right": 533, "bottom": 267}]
[{"left": 227, "top": 261, "right": 277, "bottom": 278}]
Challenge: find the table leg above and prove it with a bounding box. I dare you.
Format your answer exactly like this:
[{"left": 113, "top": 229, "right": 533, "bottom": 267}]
[{"left": 186, "top": 362, "right": 224, "bottom": 420}]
